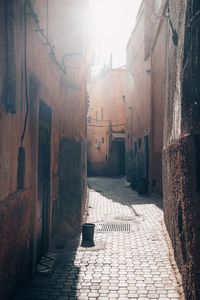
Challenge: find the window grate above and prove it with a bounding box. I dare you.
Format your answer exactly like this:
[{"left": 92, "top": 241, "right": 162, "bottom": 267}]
[{"left": 96, "top": 223, "right": 131, "bottom": 232}]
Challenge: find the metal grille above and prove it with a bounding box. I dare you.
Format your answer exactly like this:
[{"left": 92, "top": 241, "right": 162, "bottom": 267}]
[{"left": 96, "top": 223, "right": 131, "bottom": 232}]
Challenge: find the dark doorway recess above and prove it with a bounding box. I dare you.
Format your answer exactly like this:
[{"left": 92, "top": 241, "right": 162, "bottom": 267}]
[
  {"left": 37, "top": 100, "right": 51, "bottom": 263},
  {"left": 118, "top": 142, "right": 125, "bottom": 175}
]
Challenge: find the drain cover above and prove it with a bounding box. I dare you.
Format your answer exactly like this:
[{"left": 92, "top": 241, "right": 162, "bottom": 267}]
[{"left": 96, "top": 223, "right": 131, "bottom": 232}]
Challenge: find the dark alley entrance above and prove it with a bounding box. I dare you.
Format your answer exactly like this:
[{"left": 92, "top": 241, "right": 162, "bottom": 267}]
[
  {"left": 110, "top": 140, "right": 126, "bottom": 176},
  {"left": 118, "top": 142, "right": 125, "bottom": 175}
]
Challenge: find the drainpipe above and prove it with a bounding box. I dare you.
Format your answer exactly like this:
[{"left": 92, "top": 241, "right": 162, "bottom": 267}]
[{"left": 149, "top": 62, "right": 153, "bottom": 195}]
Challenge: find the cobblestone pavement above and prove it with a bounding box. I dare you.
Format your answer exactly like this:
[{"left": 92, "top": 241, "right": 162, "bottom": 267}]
[{"left": 15, "top": 177, "right": 184, "bottom": 300}]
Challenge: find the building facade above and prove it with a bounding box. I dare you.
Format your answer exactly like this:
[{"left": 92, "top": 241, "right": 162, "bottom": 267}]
[
  {"left": 127, "top": 0, "right": 200, "bottom": 298},
  {"left": 0, "top": 0, "right": 89, "bottom": 298},
  {"left": 126, "top": 1, "right": 151, "bottom": 194},
  {"left": 87, "top": 67, "right": 127, "bottom": 176},
  {"left": 163, "top": 0, "right": 200, "bottom": 298},
  {"left": 126, "top": 0, "right": 167, "bottom": 195}
]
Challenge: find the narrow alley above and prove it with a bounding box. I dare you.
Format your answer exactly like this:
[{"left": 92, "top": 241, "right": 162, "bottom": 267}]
[
  {"left": 1, "top": 0, "right": 200, "bottom": 299},
  {"left": 16, "top": 177, "right": 183, "bottom": 300}
]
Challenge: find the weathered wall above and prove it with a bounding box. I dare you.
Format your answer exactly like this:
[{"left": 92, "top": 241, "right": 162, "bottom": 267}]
[
  {"left": 126, "top": 0, "right": 166, "bottom": 196},
  {"left": 57, "top": 137, "right": 87, "bottom": 246},
  {"left": 163, "top": 0, "right": 200, "bottom": 299},
  {"left": 87, "top": 68, "right": 127, "bottom": 176},
  {"left": 163, "top": 135, "right": 200, "bottom": 300},
  {"left": 126, "top": 1, "right": 151, "bottom": 193},
  {"left": 0, "top": 0, "right": 88, "bottom": 298},
  {"left": 0, "top": 189, "right": 34, "bottom": 299}
]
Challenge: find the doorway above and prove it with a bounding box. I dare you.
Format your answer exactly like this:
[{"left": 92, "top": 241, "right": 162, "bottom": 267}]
[
  {"left": 118, "top": 142, "right": 125, "bottom": 175},
  {"left": 37, "top": 101, "right": 51, "bottom": 262}
]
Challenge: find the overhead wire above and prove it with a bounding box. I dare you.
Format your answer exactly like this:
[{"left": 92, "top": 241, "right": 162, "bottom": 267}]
[
  {"left": 88, "top": 116, "right": 127, "bottom": 123},
  {"left": 87, "top": 123, "right": 126, "bottom": 128},
  {"left": 87, "top": 128, "right": 108, "bottom": 136},
  {"left": 26, "top": 0, "right": 66, "bottom": 73}
]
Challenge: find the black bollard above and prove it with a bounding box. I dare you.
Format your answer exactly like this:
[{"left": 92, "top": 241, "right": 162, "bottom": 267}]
[{"left": 81, "top": 223, "right": 95, "bottom": 247}]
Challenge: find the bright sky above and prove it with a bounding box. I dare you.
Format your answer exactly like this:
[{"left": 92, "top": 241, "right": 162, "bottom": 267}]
[{"left": 90, "top": 0, "right": 142, "bottom": 71}]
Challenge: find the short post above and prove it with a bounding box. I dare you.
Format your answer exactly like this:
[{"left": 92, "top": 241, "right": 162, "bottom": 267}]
[{"left": 81, "top": 223, "right": 95, "bottom": 247}]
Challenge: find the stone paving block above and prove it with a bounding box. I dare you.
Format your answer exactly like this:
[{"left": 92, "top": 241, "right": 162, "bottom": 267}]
[{"left": 15, "top": 177, "right": 184, "bottom": 300}]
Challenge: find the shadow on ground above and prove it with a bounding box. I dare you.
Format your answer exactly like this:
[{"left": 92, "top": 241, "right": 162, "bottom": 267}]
[
  {"left": 13, "top": 240, "right": 81, "bottom": 300},
  {"left": 87, "top": 176, "right": 163, "bottom": 210}
]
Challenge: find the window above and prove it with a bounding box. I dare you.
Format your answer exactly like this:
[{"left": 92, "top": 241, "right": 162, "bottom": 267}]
[
  {"left": 122, "top": 95, "right": 126, "bottom": 103},
  {"left": 96, "top": 111, "right": 98, "bottom": 121},
  {"left": 102, "top": 137, "right": 104, "bottom": 144}
]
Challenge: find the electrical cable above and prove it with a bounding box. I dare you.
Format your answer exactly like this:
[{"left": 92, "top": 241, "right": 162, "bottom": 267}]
[
  {"left": 87, "top": 123, "right": 126, "bottom": 128},
  {"left": 167, "top": 5, "right": 178, "bottom": 46},
  {"left": 88, "top": 116, "right": 126, "bottom": 123},
  {"left": 26, "top": 0, "right": 87, "bottom": 77},
  {"left": 188, "top": 9, "right": 200, "bottom": 28},
  {"left": 26, "top": 0, "right": 66, "bottom": 73},
  {"left": 87, "top": 128, "right": 108, "bottom": 135},
  {"left": 21, "top": 0, "right": 29, "bottom": 146}
]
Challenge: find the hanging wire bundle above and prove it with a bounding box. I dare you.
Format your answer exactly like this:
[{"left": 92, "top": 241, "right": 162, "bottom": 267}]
[{"left": 25, "top": 0, "right": 66, "bottom": 74}]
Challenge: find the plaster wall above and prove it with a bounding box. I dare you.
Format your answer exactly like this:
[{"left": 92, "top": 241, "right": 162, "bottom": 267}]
[
  {"left": 0, "top": 1, "right": 88, "bottom": 298},
  {"left": 126, "top": 2, "right": 151, "bottom": 193},
  {"left": 151, "top": 12, "right": 167, "bottom": 195}
]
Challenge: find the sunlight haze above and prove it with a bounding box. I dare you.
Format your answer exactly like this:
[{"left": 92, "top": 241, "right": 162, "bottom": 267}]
[{"left": 90, "top": 0, "right": 142, "bottom": 70}]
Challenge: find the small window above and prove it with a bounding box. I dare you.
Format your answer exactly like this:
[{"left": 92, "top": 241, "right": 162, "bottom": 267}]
[
  {"left": 96, "top": 111, "right": 98, "bottom": 121},
  {"left": 138, "top": 139, "right": 142, "bottom": 148},
  {"left": 122, "top": 95, "right": 126, "bottom": 103},
  {"left": 102, "top": 137, "right": 104, "bottom": 144},
  {"left": 127, "top": 133, "right": 130, "bottom": 139}
]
